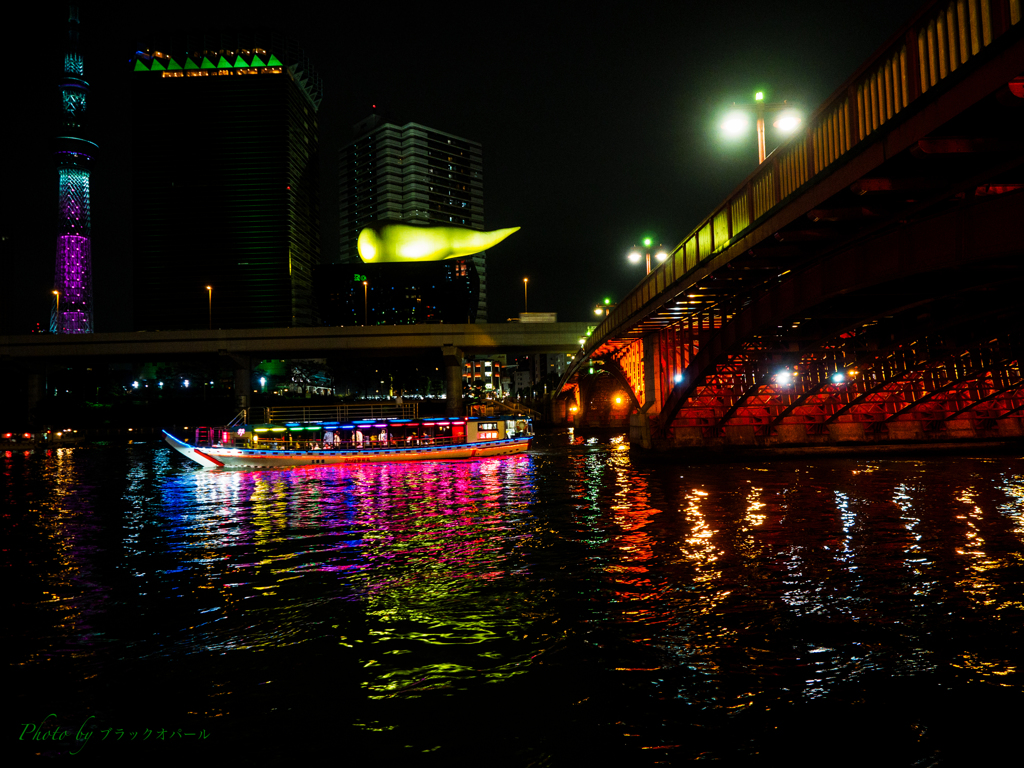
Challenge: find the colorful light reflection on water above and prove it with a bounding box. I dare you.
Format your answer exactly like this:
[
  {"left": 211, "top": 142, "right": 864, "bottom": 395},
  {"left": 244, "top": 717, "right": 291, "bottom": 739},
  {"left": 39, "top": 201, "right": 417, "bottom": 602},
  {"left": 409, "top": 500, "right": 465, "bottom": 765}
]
[{"left": 5, "top": 438, "right": 1024, "bottom": 763}]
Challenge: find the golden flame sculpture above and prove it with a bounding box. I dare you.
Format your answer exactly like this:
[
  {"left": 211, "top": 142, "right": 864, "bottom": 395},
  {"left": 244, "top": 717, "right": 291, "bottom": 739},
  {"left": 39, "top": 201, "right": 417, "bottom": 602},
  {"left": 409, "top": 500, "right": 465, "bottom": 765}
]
[{"left": 357, "top": 224, "right": 520, "bottom": 263}]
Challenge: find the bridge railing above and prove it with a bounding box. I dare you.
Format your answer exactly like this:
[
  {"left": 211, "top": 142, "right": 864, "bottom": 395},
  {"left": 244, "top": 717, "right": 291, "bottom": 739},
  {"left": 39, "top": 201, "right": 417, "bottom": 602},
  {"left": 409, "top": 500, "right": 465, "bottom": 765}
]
[{"left": 586, "top": 0, "right": 1021, "bottom": 356}]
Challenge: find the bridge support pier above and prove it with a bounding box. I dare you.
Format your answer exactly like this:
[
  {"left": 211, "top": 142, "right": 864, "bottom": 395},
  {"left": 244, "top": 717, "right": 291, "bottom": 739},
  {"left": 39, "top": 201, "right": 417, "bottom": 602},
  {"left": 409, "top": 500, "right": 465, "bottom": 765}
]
[
  {"left": 25, "top": 366, "right": 45, "bottom": 429},
  {"left": 629, "top": 413, "right": 653, "bottom": 450},
  {"left": 442, "top": 345, "right": 464, "bottom": 418},
  {"left": 222, "top": 352, "right": 252, "bottom": 411},
  {"left": 572, "top": 376, "right": 594, "bottom": 428}
]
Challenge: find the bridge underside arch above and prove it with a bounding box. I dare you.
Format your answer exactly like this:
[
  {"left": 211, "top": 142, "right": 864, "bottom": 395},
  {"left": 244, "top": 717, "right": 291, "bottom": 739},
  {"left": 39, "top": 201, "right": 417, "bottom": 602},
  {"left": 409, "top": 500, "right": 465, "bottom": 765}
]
[
  {"left": 559, "top": 367, "right": 639, "bottom": 428},
  {"left": 657, "top": 190, "right": 1024, "bottom": 447}
]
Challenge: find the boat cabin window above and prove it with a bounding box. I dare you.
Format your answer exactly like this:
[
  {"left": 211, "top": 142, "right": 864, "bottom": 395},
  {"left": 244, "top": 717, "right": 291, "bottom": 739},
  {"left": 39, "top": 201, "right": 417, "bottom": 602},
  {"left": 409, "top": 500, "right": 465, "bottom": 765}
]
[{"left": 477, "top": 421, "right": 499, "bottom": 440}]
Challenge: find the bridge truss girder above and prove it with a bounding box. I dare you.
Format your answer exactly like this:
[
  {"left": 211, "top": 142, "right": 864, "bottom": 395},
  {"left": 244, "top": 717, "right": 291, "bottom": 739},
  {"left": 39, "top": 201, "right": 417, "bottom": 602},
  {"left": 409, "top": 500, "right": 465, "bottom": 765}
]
[{"left": 654, "top": 190, "right": 1024, "bottom": 442}]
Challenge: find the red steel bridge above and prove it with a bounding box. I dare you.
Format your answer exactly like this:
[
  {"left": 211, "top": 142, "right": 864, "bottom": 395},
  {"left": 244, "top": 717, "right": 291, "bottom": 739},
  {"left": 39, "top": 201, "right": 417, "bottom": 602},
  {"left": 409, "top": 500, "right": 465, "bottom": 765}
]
[{"left": 559, "top": 0, "right": 1024, "bottom": 452}]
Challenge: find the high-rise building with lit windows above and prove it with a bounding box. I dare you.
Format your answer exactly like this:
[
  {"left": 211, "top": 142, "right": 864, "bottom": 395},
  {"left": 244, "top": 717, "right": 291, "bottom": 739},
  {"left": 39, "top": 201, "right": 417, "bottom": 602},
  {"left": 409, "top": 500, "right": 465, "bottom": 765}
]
[
  {"left": 130, "top": 33, "right": 322, "bottom": 330},
  {"left": 339, "top": 117, "right": 489, "bottom": 321},
  {"left": 53, "top": 6, "right": 96, "bottom": 334}
]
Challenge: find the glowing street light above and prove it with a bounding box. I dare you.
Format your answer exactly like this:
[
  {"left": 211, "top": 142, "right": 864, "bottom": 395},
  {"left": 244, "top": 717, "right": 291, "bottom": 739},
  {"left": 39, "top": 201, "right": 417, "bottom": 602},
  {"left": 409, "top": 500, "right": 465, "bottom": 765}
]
[
  {"left": 52, "top": 290, "right": 60, "bottom": 333},
  {"left": 363, "top": 280, "right": 369, "bottom": 326},
  {"left": 206, "top": 285, "right": 212, "bottom": 330},
  {"left": 721, "top": 91, "right": 802, "bottom": 164},
  {"left": 523, "top": 277, "right": 528, "bottom": 313},
  {"left": 628, "top": 237, "right": 668, "bottom": 275}
]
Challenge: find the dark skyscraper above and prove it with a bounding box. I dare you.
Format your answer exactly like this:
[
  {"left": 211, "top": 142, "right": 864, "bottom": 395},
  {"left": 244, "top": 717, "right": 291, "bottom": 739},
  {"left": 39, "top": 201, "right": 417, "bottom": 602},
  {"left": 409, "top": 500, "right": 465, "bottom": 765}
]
[
  {"left": 339, "top": 117, "right": 489, "bottom": 321},
  {"left": 53, "top": 6, "right": 95, "bottom": 334},
  {"left": 130, "top": 34, "right": 322, "bottom": 330}
]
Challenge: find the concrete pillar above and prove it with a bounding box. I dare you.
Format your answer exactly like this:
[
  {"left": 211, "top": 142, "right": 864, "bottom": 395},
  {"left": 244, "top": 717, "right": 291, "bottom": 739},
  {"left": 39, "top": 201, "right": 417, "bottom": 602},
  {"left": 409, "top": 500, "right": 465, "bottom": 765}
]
[
  {"left": 574, "top": 375, "right": 594, "bottom": 428},
  {"left": 642, "top": 333, "right": 663, "bottom": 415},
  {"left": 26, "top": 367, "right": 46, "bottom": 428},
  {"left": 442, "top": 345, "right": 464, "bottom": 418},
  {"left": 629, "top": 412, "right": 653, "bottom": 450},
  {"left": 222, "top": 352, "right": 252, "bottom": 412}
]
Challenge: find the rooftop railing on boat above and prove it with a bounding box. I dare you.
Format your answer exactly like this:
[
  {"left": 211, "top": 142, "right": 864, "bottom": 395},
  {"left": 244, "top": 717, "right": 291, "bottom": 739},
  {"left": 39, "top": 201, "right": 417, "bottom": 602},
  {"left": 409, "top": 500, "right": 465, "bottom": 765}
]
[{"left": 241, "top": 403, "right": 419, "bottom": 426}]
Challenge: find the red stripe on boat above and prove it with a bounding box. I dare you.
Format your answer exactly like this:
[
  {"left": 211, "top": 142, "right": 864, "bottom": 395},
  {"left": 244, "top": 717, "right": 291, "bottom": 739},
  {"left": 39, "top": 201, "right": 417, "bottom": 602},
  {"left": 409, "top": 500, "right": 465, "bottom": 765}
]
[{"left": 194, "top": 449, "right": 225, "bottom": 467}]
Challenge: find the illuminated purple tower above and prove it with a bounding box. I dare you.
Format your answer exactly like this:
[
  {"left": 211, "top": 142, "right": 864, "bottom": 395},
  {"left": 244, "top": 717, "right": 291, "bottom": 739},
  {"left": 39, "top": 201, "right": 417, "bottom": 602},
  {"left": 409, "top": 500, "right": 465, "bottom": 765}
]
[{"left": 52, "top": 6, "right": 95, "bottom": 334}]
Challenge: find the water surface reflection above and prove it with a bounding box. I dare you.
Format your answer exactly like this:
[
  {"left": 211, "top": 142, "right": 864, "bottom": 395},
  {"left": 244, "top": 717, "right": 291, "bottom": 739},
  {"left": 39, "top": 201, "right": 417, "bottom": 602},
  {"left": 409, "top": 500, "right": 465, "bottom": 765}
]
[{"left": 5, "top": 437, "right": 1024, "bottom": 763}]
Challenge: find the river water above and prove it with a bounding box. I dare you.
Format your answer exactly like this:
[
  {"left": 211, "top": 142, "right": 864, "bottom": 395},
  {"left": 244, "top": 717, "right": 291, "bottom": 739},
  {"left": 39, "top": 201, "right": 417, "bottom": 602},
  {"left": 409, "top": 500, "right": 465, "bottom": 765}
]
[{"left": 6, "top": 432, "right": 1024, "bottom": 764}]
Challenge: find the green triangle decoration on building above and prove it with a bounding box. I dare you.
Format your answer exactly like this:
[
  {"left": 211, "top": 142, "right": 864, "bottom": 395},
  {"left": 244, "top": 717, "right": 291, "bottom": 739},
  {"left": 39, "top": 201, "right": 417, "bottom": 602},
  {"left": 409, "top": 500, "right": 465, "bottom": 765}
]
[
  {"left": 251, "top": 54, "right": 266, "bottom": 67},
  {"left": 267, "top": 54, "right": 283, "bottom": 66},
  {"left": 185, "top": 57, "right": 199, "bottom": 69},
  {"left": 233, "top": 55, "right": 249, "bottom": 67},
  {"left": 201, "top": 57, "right": 215, "bottom": 69},
  {"left": 151, "top": 59, "right": 166, "bottom": 71},
  {"left": 133, "top": 59, "right": 149, "bottom": 71},
  {"left": 168, "top": 58, "right": 182, "bottom": 70},
  {"left": 217, "top": 56, "right": 232, "bottom": 68}
]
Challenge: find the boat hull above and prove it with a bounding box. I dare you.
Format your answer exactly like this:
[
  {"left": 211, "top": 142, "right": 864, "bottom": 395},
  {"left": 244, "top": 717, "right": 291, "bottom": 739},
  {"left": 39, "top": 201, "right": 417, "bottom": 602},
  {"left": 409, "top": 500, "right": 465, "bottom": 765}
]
[{"left": 164, "top": 430, "right": 530, "bottom": 468}]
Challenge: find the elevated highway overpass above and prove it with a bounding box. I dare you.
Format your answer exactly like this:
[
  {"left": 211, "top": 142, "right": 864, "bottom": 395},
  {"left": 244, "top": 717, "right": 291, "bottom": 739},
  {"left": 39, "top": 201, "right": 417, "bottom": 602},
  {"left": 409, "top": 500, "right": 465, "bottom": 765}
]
[{"left": 1, "top": 322, "right": 591, "bottom": 420}]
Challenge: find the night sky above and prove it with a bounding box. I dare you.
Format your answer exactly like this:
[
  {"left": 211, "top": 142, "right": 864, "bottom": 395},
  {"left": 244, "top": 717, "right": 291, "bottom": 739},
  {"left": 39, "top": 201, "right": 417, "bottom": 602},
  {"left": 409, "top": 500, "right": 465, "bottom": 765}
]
[{"left": 5, "top": 0, "right": 926, "bottom": 334}]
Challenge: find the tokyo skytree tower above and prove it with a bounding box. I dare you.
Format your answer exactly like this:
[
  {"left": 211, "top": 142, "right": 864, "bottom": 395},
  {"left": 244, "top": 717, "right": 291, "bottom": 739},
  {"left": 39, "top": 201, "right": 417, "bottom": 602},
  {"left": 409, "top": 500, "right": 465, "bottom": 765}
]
[{"left": 52, "top": 6, "right": 96, "bottom": 333}]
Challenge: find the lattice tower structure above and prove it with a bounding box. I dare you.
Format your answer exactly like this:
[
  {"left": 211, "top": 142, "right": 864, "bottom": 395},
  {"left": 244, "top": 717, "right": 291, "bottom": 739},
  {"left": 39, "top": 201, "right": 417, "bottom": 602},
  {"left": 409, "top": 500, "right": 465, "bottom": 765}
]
[{"left": 53, "top": 6, "right": 96, "bottom": 334}]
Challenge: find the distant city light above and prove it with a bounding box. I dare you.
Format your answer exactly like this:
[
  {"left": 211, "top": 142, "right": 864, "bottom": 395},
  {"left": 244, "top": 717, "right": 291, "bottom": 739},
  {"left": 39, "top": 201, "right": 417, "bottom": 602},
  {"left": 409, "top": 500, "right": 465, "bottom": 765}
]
[
  {"left": 184, "top": 379, "right": 190, "bottom": 388},
  {"left": 132, "top": 381, "right": 138, "bottom": 388},
  {"left": 831, "top": 372, "right": 845, "bottom": 383}
]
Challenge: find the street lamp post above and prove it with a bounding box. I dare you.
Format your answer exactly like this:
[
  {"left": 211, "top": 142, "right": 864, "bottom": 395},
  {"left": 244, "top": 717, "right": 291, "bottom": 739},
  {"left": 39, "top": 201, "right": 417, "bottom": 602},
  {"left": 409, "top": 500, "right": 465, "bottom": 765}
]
[
  {"left": 721, "top": 91, "right": 802, "bottom": 164},
  {"left": 52, "top": 290, "right": 60, "bottom": 333},
  {"left": 206, "top": 286, "right": 212, "bottom": 329},
  {"left": 628, "top": 237, "right": 668, "bottom": 275},
  {"left": 363, "top": 280, "right": 369, "bottom": 326},
  {"left": 523, "top": 278, "right": 528, "bottom": 313}
]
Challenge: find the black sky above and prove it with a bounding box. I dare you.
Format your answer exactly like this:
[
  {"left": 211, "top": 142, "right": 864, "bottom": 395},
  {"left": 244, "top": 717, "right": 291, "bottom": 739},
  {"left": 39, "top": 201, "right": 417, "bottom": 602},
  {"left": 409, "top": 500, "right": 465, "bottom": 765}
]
[{"left": 3, "top": 0, "right": 926, "bottom": 333}]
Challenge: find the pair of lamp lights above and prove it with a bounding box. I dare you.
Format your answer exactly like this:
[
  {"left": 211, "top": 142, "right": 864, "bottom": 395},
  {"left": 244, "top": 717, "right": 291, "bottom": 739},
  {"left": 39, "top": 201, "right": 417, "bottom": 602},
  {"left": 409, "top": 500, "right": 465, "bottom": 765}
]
[
  {"left": 627, "top": 249, "right": 669, "bottom": 264},
  {"left": 721, "top": 111, "right": 802, "bottom": 136}
]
